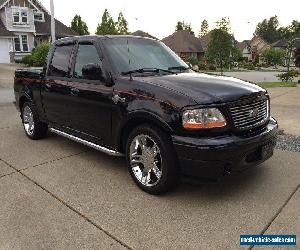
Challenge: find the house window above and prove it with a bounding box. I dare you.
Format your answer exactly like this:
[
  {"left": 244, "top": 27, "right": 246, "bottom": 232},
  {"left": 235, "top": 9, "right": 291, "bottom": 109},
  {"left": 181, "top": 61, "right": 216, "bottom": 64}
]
[
  {"left": 13, "top": 11, "right": 20, "bottom": 23},
  {"left": 14, "top": 35, "right": 29, "bottom": 52},
  {"left": 14, "top": 37, "right": 21, "bottom": 52},
  {"left": 21, "top": 35, "right": 29, "bottom": 52},
  {"left": 34, "top": 11, "right": 44, "bottom": 22},
  {"left": 12, "top": 8, "right": 28, "bottom": 25}
]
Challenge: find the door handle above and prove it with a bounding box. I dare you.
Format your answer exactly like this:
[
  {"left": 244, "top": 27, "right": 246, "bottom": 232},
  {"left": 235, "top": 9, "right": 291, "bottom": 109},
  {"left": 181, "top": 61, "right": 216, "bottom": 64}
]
[
  {"left": 70, "top": 88, "right": 80, "bottom": 96},
  {"left": 112, "top": 94, "right": 126, "bottom": 104}
]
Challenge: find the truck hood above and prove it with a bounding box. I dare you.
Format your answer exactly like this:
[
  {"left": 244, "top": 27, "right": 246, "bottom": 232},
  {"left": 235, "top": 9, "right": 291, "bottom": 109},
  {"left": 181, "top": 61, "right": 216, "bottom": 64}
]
[{"left": 137, "top": 72, "right": 266, "bottom": 104}]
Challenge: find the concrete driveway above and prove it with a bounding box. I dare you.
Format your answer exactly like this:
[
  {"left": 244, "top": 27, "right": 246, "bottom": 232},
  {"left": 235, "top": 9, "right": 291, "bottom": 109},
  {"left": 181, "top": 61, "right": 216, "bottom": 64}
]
[{"left": 0, "top": 64, "right": 299, "bottom": 249}]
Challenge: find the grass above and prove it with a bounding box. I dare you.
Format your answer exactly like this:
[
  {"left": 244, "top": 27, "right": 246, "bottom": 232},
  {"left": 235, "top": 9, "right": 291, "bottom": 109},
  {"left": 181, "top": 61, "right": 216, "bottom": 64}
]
[{"left": 256, "top": 82, "right": 298, "bottom": 88}]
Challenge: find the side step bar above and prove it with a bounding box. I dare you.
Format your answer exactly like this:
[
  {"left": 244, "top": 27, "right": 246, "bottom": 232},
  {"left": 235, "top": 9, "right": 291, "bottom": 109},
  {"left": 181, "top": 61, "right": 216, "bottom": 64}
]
[{"left": 49, "top": 128, "right": 124, "bottom": 157}]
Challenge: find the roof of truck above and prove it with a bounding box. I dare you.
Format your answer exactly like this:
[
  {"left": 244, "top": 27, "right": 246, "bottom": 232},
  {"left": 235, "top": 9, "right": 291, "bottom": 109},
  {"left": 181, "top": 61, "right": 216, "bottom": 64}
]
[{"left": 55, "top": 35, "right": 157, "bottom": 45}]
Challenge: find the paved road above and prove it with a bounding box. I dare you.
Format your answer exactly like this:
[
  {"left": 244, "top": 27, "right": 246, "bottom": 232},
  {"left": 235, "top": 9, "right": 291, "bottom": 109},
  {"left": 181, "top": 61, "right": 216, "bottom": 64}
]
[
  {"left": 215, "top": 71, "right": 300, "bottom": 83},
  {"left": 0, "top": 64, "right": 299, "bottom": 249}
]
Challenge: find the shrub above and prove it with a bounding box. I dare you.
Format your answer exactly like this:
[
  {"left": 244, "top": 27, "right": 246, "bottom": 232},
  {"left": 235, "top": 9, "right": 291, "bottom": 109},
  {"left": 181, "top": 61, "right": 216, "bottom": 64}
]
[
  {"left": 21, "top": 43, "right": 50, "bottom": 67},
  {"left": 186, "top": 56, "right": 198, "bottom": 66},
  {"left": 198, "top": 61, "right": 207, "bottom": 70},
  {"left": 208, "top": 64, "right": 216, "bottom": 71},
  {"left": 242, "top": 62, "right": 255, "bottom": 70},
  {"left": 277, "top": 70, "right": 299, "bottom": 82}
]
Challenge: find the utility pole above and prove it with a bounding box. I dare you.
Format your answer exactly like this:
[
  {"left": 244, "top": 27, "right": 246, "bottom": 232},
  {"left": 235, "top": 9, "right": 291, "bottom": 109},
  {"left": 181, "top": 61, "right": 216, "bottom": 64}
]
[{"left": 50, "top": 0, "right": 55, "bottom": 43}]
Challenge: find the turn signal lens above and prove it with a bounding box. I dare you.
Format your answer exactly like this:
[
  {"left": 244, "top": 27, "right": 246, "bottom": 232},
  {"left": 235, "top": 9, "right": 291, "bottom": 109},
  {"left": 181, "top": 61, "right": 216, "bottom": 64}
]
[{"left": 182, "top": 108, "right": 227, "bottom": 129}]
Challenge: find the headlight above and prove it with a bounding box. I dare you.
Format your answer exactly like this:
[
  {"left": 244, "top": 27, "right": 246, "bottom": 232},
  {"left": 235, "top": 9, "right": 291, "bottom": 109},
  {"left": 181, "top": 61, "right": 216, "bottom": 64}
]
[{"left": 182, "top": 108, "right": 227, "bottom": 129}]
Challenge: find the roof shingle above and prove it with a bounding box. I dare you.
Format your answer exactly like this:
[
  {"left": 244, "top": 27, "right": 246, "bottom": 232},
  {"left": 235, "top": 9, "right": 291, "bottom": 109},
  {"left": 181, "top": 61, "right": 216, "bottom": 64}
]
[
  {"left": 0, "top": 19, "right": 13, "bottom": 37},
  {"left": 162, "top": 31, "right": 204, "bottom": 53},
  {"left": 35, "top": 12, "right": 78, "bottom": 37}
]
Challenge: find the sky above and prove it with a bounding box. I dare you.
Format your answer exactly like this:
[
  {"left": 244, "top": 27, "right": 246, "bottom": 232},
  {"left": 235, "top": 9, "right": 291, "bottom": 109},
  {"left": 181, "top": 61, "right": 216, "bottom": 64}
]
[{"left": 40, "top": 0, "right": 300, "bottom": 41}]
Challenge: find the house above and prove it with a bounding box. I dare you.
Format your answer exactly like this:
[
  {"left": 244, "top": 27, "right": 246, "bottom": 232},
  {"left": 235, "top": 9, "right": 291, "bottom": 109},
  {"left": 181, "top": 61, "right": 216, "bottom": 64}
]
[
  {"left": 0, "top": 0, "right": 77, "bottom": 63},
  {"left": 131, "top": 30, "right": 158, "bottom": 40},
  {"left": 236, "top": 40, "right": 251, "bottom": 61},
  {"left": 248, "top": 36, "right": 270, "bottom": 63},
  {"left": 162, "top": 30, "right": 204, "bottom": 60}
]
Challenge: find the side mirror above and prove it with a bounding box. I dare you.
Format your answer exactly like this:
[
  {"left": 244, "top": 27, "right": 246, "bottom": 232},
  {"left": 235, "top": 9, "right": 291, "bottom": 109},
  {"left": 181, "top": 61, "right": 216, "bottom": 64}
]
[{"left": 82, "top": 63, "right": 103, "bottom": 81}]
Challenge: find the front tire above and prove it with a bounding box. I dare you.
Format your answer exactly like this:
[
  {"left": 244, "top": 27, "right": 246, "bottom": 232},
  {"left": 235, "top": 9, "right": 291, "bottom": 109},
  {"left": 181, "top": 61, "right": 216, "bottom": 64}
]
[
  {"left": 21, "top": 102, "right": 48, "bottom": 140},
  {"left": 126, "top": 125, "right": 179, "bottom": 195}
]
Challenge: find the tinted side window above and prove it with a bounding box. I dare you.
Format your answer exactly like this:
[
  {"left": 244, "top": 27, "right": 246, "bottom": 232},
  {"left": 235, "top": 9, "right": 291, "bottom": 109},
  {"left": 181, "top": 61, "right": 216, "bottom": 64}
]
[
  {"left": 49, "top": 45, "right": 73, "bottom": 77},
  {"left": 74, "top": 44, "right": 102, "bottom": 79}
]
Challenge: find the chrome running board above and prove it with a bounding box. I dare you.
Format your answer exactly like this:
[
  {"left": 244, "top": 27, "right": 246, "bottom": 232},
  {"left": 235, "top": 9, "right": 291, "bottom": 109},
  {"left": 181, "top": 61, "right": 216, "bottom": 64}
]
[{"left": 49, "top": 128, "right": 124, "bottom": 157}]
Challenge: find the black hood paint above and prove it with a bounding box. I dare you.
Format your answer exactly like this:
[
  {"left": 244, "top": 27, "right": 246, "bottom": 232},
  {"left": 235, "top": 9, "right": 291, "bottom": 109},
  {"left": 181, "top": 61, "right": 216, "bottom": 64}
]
[{"left": 137, "top": 72, "right": 265, "bottom": 104}]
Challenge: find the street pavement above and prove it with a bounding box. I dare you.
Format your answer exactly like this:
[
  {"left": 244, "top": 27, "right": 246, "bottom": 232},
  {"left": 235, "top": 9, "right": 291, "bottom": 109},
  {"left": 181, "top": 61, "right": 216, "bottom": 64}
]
[{"left": 0, "top": 64, "right": 299, "bottom": 249}]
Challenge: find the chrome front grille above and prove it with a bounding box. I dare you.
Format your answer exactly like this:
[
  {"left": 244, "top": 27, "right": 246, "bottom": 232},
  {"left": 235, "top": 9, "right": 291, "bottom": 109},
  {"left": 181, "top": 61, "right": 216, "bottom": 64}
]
[{"left": 230, "top": 97, "right": 269, "bottom": 130}]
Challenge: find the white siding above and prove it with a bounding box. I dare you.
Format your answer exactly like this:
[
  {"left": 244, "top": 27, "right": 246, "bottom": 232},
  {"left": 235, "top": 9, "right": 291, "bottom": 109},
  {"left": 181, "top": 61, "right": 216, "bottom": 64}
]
[{"left": 5, "top": 6, "right": 35, "bottom": 33}]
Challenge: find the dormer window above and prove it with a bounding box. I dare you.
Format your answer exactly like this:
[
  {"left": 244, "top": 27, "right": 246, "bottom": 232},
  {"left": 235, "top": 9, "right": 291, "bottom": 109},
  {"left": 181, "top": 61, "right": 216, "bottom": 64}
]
[
  {"left": 34, "top": 11, "right": 45, "bottom": 22},
  {"left": 12, "top": 7, "right": 28, "bottom": 25}
]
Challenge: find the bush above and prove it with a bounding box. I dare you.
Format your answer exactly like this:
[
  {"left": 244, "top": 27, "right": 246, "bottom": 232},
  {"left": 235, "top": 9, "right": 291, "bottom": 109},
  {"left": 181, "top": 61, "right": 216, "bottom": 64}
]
[
  {"left": 242, "top": 62, "right": 255, "bottom": 70},
  {"left": 198, "top": 61, "right": 207, "bottom": 70},
  {"left": 208, "top": 64, "right": 216, "bottom": 71},
  {"left": 21, "top": 43, "right": 50, "bottom": 67},
  {"left": 277, "top": 70, "right": 299, "bottom": 82},
  {"left": 186, "top": 56, "right": 198, "bottom": 66}
]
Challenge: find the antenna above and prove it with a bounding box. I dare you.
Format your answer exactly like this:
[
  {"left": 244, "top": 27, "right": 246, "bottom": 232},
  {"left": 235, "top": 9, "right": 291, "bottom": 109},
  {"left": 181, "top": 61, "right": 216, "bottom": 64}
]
[{"left": 127, "top": 39, "right": 133, "bottom": 81}]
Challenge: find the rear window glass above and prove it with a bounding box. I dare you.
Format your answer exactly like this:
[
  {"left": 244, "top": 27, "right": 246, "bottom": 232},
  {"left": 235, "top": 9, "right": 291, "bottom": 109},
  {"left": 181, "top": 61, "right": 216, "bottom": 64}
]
[{"left": 48, "top": 45, "right": 73, "bottom": 77}]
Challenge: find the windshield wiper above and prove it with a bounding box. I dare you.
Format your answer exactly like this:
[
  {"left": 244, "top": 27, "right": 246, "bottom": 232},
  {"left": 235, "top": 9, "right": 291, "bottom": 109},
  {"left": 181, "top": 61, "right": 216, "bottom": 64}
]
[
  {"left": 168, "top": 66, "right": 190, "bottom": 72},
  {"left": 122, "top": 68, "right": 175, "bottom": 76}
]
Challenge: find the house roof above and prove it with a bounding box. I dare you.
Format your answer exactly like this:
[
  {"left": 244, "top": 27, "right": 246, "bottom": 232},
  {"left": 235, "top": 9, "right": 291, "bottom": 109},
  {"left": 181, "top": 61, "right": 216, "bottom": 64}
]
[
  {"left": 236, "top": 40, "right": 251, "bottom": 50},
  {"left": 272, "top": 38, "right": 300, "bottom": 48},
  {"left": 131, "top": 30, "right": 158, "bottom": 40},
  {"left": 0, "top": 19, "right": 13, "bottom": 37},
  {"left": 35, "top": 12, "right": 78, "bottom": 37},
  {"left": 162, "top": 30, "right": 204, "bottom": 53}
]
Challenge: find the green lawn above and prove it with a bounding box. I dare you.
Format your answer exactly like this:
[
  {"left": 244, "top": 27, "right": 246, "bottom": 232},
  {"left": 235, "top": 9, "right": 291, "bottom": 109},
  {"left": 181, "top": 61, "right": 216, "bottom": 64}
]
[{"left": 256, "top": 82, "right": 298, "bottom": 88}]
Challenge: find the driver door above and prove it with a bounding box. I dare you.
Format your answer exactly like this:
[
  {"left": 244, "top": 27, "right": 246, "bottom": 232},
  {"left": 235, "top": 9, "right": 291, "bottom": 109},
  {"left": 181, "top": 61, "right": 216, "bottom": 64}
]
[{"left": 67, "top": 41, "right": 113, "bottom": 146}]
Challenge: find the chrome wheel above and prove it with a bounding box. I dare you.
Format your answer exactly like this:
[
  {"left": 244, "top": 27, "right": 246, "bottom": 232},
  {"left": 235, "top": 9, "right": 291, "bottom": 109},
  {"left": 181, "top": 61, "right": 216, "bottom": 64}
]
[
  {"left": 23, "top": 105, "right": 35, "bottom": 136},
  {"left": 129, "top": 134, "right": 163, "bottom": 187}
]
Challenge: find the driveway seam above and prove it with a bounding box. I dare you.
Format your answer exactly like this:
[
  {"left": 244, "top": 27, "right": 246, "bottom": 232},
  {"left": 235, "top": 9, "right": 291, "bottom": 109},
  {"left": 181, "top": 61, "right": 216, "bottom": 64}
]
[
  {"left": 0, "top": 157, "right": 133, "bottom": 250},
  {"left": 20, "top": 150, "right": 89, "bottom": 172},
  {"left": 0, "top": 171, "right": 18, "bottom": 180},
  {"left": 249, "top": 183, "right": 300, "bottom": 250}
]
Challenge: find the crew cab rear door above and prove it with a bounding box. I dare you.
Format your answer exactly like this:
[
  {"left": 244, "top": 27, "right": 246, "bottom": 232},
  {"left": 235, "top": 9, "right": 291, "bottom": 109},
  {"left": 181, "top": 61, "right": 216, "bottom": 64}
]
[
  {"left": 42, "top": 43, "right": 75, "bottom": 127},
  {"left": 67, "top": 40, "right": 113, "bottom": 146}
]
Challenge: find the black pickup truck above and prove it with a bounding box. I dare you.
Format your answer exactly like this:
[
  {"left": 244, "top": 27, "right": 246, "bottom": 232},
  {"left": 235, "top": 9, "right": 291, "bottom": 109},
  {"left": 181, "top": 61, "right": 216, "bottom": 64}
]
[{"left": 14, "top": 35, "right": 278, "bottom": 194}]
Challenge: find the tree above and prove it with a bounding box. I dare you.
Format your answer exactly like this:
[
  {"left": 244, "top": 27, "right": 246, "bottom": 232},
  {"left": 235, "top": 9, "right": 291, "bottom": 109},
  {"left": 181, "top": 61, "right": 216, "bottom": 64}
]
[
  {"left": 175, "top": 21, "right": 194, "bottom": 35},
  {"left": 70, "top": 15, "right": 89, "bottom": 35},
  {"left": 199, "top": 19, "right": 209, "bottom": 37},
  {"left": 206, "top": 28, "right": 235, "bottom": 74},
  {"left": 116, "top": 12, "right": 129, "bottom": 35},
  {"left": 254, "top": 16, "right": 280, "bottom": 43},
  {"left": 216, "top": 17, "right": 231, "bottom": 32},
  {"left": 96, "top": 9, "right": 117, "bottom": 35},
  {"left": 176, "top": 21, "right": 184, "bottom": 31},
  {"left": 261, "top": 48, "right": 285, "bottom": 67}
]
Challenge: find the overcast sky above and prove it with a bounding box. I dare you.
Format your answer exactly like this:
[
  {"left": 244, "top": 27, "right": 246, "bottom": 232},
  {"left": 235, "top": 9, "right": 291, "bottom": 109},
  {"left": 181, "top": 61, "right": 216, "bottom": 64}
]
[{"left": 40, "top": 0, "right": 299, "bottom": 41}]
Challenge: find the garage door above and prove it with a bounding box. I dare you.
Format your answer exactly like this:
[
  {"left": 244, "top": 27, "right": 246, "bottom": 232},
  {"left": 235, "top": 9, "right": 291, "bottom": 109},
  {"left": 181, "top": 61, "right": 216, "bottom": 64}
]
[{"left": 0, "top": 39, "right": 10, "bottom": 63}]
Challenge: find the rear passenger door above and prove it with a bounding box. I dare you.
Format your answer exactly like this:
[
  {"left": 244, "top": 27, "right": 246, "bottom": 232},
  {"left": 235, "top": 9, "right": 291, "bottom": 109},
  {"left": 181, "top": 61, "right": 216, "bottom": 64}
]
[
  {"left": 67, "top": 41, "right": 113, "bottom": 146},
  {"left": 42, "top": 43, "right": 74, "bottom": 127}
]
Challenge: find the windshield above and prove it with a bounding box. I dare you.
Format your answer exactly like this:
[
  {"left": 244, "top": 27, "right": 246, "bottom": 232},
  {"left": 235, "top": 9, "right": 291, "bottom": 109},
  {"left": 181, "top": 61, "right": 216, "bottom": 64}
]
[{"left": 103, "top": 37, "right": 189, "bottom": 74}]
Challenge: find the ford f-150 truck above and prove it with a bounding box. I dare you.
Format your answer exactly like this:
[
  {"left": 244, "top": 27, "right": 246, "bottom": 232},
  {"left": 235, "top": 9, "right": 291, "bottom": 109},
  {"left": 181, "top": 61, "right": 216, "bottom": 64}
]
[{"left": 14, "top": 35, "right": 278, "bottom": 194}]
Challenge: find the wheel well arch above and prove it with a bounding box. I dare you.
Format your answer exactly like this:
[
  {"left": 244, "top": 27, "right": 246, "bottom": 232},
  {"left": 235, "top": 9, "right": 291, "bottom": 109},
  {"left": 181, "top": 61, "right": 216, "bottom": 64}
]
[
  {"left": 119, "top": 114, "right": 173, "bottom": 153},
  {"left": 19, "top": 95, "right": 30, "bottom": 111}
]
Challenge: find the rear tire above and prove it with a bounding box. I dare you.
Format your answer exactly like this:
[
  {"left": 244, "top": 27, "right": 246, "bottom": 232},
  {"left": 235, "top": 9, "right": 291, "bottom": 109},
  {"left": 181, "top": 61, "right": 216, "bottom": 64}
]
[
  {"left": 126, "top": 124, "right": 179, "bottom": 195},
  {"left": 21, "top": 102, "right": 48, "bottom": 140}
]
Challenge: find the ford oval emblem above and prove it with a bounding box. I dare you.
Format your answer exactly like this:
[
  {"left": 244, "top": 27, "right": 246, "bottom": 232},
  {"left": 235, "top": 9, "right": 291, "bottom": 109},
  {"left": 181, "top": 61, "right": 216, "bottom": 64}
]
[{"left": 248, "top": 108, "right": 259, "bottom": 118}]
